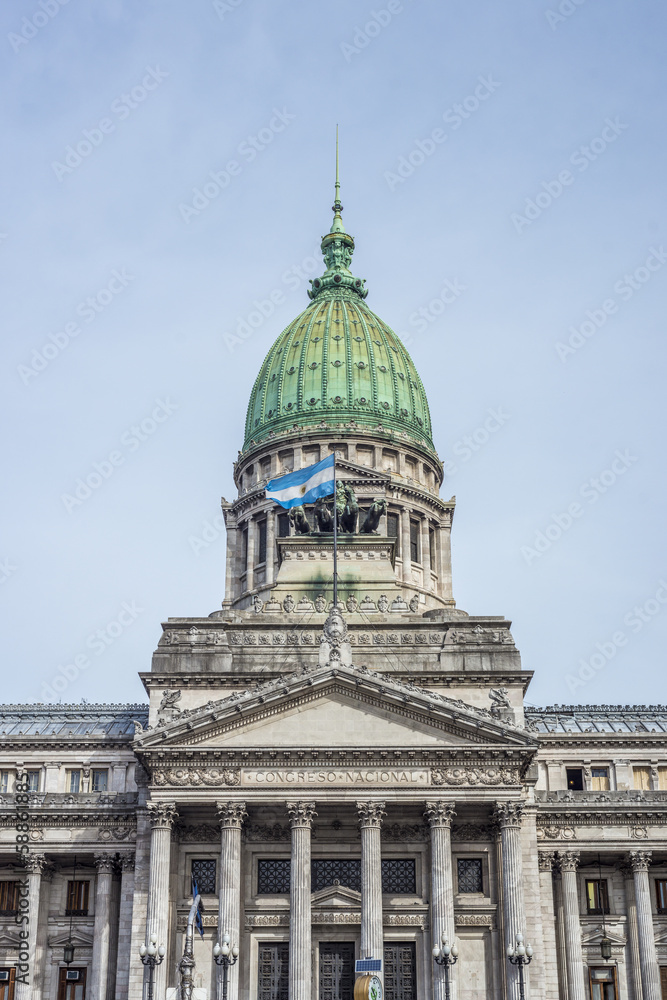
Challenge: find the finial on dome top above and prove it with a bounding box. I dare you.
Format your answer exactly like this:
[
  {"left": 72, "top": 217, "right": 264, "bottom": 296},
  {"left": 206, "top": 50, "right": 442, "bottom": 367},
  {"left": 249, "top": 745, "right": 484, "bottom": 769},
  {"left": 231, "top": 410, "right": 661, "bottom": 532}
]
[
  {"left": 308, "top": 127, "right": 368, "bottom": 302},
  {"left": 330, "top": 125, "right": 345, "bottom": 234}
]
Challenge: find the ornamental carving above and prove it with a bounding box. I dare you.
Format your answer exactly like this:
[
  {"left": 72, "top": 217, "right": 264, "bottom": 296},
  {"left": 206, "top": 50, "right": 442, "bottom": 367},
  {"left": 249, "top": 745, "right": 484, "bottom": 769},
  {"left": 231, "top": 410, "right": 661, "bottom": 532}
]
[
  {"left": 455, "top": 913, "right": 494, "bottom": 926},
  {"left": 286, "top": 801, "right": 317, "bottom": 829},
  {"left": 357, "top": 801, "right": 386, "bottom": 828},
  {"left": 119, "top": 854, "right": 135, "bottom": 872},
  {"left": 382, "top": 823, "right": 428, "bottom": 842},
  {"left": 176, "top": 824, "right": 219, "bottom": 843},
  {"left": 558, "top": 851, "right": 581, "bottom": 873},
  {"left": 245, "top": 823, "right": 291, "bottom": 842},
  {"left": 216, "top": 802, "right": 247, "bottom": 829},
  {"left": 537, "top": 825, "right": 576, "bottom": 841},
  {"left": 424, "top": 801, "right": 456, "bottom": 829},
  {"left": 147, "top": 801, "right": 179, "bottom": 829},
  {"left": 433, "top": 767, "right": 519, "bottom": 787},
  {"left": 538, "top": 851, "right": 556, "bottom": 873},
  {"left": 245, "top": 914, "right": 288, "bottom": 927},
  {"left": 22, "top": 853, "right": 47, "bottom": 875},
  {"left": 492, "top": 802, "right": 524, "bottom": 828},
  {"left": 451, "top": 824, "right": 493, "bottom": 842},
  {"left": 153, "top": 768, "right": 240, "bottom": 788},
  {"left": 627, "top": 850, "right": 652, "bottom": 873},
  {"left": 630, "top": 826, "right": 649, "bottom": 840}
]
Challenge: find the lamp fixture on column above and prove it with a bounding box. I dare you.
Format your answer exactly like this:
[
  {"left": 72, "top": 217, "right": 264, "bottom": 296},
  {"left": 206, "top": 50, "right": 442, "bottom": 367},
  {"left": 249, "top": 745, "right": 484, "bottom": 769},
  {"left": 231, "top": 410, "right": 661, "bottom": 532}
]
[
  {"left": 598, "top": 853, "right": 612, "bottom": 960},
  {"left": 432, "top": 934, "right": 458, "bottom": 1000},
  {"left": 139, "top": 933, "right": 165, "bottom": 1000},
  {"left": 214, "top": 933, "right": 239, "bottom": 1000},
  {"left": 63, "top": 854, "right": 76, "bottom": 966},
  {"left": 507, "top": 933, "right": 533, "bottom": 1000}
]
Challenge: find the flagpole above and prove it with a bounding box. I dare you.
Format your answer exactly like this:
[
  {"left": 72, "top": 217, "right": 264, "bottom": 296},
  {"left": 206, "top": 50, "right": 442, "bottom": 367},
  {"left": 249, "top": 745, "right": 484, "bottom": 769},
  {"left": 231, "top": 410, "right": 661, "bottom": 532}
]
[{"left": 332, "top": 452, "right": 338, "bottom": 609}]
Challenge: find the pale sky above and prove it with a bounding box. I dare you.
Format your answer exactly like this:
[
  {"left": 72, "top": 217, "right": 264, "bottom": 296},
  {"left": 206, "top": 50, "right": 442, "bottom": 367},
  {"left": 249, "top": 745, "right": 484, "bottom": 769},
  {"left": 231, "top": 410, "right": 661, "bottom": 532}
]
[{"left": 2, "top": 0, "right": 666, "bottom": 708}]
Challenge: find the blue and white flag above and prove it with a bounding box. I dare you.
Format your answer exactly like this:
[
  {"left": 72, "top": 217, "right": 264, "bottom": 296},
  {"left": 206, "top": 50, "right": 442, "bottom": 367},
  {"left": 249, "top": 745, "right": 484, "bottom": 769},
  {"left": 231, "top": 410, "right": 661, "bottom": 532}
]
[{"left": 266, "top": 453, "right": 335, "bottom": 509}]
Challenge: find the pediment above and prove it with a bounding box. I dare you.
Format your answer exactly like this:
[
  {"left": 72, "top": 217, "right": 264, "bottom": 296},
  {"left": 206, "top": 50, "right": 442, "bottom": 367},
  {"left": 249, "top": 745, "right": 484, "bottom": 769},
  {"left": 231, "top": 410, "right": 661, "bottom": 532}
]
[
  {"left": 311, "top": 883, "right": 361, "bottom": 907},
  {"left": 48, "top": 928, "right": 94, "bottom": 948},
  {"left": 582, "top": 926, "right": 625, "bottom": 946},
  {"left": 136, "top": 661, "right": 536, "bottom": 755}
]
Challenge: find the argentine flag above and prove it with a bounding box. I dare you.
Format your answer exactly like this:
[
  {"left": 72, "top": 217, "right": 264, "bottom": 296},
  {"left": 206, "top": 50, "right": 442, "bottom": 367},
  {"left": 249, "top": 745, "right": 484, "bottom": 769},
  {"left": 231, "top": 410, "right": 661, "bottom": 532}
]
[{"left": 265, "top": 454, "right": 335, "bottom": 509}]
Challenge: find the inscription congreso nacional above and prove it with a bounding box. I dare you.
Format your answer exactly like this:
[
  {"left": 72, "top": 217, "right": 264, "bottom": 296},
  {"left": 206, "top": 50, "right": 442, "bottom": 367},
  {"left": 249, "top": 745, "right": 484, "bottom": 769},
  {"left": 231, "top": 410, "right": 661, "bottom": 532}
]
[{"left": 1, "top": 168, "right": 666, "bottom": 1000}]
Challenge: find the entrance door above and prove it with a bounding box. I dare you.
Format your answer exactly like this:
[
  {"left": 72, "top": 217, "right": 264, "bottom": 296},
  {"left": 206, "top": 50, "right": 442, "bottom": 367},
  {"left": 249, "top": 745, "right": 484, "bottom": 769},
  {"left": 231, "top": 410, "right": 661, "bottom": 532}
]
[
  {"left": 258, "top": 943, "right": 289, "bottom": 1000},
  {"left": 319, "top": 942, "right": 355, "bottom": 1000},
  {"left": 0, "top": 969, "right": 15, "bottom": 1000},
  {"left": 384, "top": 943, "right": 416, "bottom": 1000},
  {"left": 660, "top": 967, "right": 667, "bottom": 1000},
  {"left": 57, "top": 968, "right": 86, "bottom": 1000}
]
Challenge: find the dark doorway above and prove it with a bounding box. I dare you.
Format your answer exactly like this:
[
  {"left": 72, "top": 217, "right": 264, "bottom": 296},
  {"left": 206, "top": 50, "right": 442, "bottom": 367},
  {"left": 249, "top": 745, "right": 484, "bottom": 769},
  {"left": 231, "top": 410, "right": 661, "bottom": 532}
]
[
  {"left": 257, "top": 942, "right": 289, "bottom": 1000},
  {"left": 384, "top": 942, "right": 416, "bottom": 1000},
  {"left": 319, "top": 942, "right": 355, "bottom": 1000}
]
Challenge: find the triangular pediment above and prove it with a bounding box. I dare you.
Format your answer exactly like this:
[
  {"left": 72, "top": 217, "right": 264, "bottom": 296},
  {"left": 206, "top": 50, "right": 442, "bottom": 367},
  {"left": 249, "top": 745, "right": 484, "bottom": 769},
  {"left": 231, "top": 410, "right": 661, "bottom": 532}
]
[
  {"left": 311, "top": 883, "right": 361, "bottom": 907},
  {"left": 136, "top": 661, "right": 536, "bottom": 755}
]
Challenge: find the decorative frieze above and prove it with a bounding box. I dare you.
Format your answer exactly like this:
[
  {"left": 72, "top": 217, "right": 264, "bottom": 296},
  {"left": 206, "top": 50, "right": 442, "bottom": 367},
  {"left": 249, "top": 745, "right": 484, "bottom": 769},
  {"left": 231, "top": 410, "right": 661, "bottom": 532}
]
[
  {"left": 153, "top": 768, "right": 241, "bottom": 787},
  {"left": 432, "top": 766, "right": 520, "bottom": 787},
  {"left": 245, "top": 823, "right": 291, "bottom": 842},
  {"left": 455, "top": 913, "right": 494, "bottom": 926}
]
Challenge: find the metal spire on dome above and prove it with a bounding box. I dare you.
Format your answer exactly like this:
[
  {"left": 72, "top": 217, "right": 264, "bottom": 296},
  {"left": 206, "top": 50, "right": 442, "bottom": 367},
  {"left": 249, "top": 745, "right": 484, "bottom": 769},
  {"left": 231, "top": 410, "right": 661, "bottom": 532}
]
[{"left": 330, "top": 125, "right": 345, "bottom": 234}]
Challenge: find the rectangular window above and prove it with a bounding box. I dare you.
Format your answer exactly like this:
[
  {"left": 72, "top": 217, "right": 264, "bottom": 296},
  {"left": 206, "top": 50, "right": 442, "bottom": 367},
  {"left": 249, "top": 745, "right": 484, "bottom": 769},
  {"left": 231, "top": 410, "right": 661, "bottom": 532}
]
[
  {"left": 586, "top": 879, "right": 610, "bottom": 914},
  {"left": 656, "top": 878, "right": 667, "bottom": 914},
  {"left": 457, "top": 858, "right": 484, "bottom": 893},
  {"left": 277, "top": 512, "right": 290, "bottom": 537},
  {"left": 242, "top": 527, "right": 249, "bottom": 570},
  {"left": 589, "top": 967, "right": 617, "bottom": 1000},
  {"left": 26, "top": 770, "right": 40, "bottom": 792},
  {"left": 91, "top": 769, "right": 108, "bottom": 792},
  {"left": 591, "top": 767, "right": 610, "bottom": 791},
  {"left": 57, "top": 967, "right": 86, "bottom": 1000},
  {"left": 658, "top": 767, "right": 667, "bottom": 790},
  {"left": 429, "top": 526, "right": 436, "bottom": 571},
  {"left": 258, "top": 859, "right": 291, "bottom": 894},
  {"left": 0, "top": 968, "right": 16, "bottom": 1000},
  {"left": 65, "top": 881, "right": 90, "bottom": 916},
  {"left": 257, "top": 520, "right": 267, "bottom": 564},
  {"left": 633, "top": 766, "right": 651, "bottom": 790},
  {"left": 191, "top": 858, "right": 217, "bottom": 895},
  {"left": 387, "top": 512, "right": 400, "bottom": 555},
  {"left": 0, "top": 772, "right": 12, "bottom": 794},
  {"left": 0, "top": 882, "right": 20, "bottom": 915},
  {"left": 381, "top": 859, "right": 416, "bottom": 894},
  {"left": 67, "top": 770, "right": 81, "bottom": 794},
  {"left": 566, "top": 768, "right": 584, "bottom": 790},
  {"left": 409, "top": 521, "right": 419, "bottom": 563}
]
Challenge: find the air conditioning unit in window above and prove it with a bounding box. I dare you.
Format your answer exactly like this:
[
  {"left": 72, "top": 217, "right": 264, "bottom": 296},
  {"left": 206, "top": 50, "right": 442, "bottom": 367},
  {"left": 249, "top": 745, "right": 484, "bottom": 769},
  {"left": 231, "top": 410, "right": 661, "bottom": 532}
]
[
  {"left": 65, "top": 971, "right": 81, "bottom": 981},
  {"left": 0, "top": 971, "right": 9, "bottom": 981}
]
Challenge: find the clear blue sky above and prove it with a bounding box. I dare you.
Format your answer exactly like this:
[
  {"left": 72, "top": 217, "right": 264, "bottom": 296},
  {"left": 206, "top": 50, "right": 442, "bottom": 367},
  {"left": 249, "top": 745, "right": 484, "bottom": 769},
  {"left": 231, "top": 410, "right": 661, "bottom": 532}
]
[{"left": 2, "top": 0, "right": 666, "bottom": 708}]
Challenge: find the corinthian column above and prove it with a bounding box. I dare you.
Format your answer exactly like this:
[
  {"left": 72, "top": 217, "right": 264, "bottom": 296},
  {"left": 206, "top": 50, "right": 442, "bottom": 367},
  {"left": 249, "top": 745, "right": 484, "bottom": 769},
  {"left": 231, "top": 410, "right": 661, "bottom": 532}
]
[
  {"left": 16, "top": 853, "right": 46, "bottom": 1000},
  {"left": 538, "top": 852, "right": 560, "bottom": 1000},
  {"left": 551, "top": 859, "right": 569, "bottom": 1000},
  {"left": 619, "top": 860, "right": 643, "bottom": 1000},
  {"left": 357, "top": 801, "right": 386, "bottom": 970},
  {"left": 115, "top": 854, "right": 136, "bottom": 1000},
  {"left": 145, "top": 801, "right": 178, "bottom": 1000},
  {"left": 627, "top": 851, "right": 660, "bottom": 1000},
  {"left": 492, "top": 802, "right": 527, "bottom": 1000},
  {"left": 425, "top": 802, "right": 456, "bottom": 1000},
  {"left": 558, "top": 851, "right": 586, "bottom": 1000},
  {"left": 91, "top": 853, "right": 116, "bottom": 1000},
  {"left": 216, "top": 802, "right": 247, "bottom": 1000},
  {"left": 287, "top": 801, "right": 317, "bottom": 1000}
]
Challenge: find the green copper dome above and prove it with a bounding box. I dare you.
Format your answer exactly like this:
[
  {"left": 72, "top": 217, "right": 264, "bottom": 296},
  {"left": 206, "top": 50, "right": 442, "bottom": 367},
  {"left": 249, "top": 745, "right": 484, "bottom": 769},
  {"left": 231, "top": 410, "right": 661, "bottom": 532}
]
[{"left": 243, "top": 147, "right": 433, "bottom": 454}]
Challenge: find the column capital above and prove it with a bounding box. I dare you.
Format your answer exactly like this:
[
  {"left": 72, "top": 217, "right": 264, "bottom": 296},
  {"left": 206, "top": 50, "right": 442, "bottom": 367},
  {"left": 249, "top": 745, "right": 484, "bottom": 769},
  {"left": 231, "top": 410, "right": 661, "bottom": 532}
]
[
  {"left": 627, "top": 850, "right": 652, "bottom": 873},
  {"left": 287, "top": 801, "right": 317, "bottom": 829},
  {"left": 119, "top": 853, "right": 135, "bottom": 873},
  {"left": 558, "top": 850, "right": 581, "bottom": 873},
  {"left": 424, "top": 800, "right": 456, "bottom": 828},
  {"left": 22, "top": 852, "right": 47, "bottom": 875},
  {"left": 94, "top": 852, "right": 116, "bottom": 874},
  {"left": 538, "top": 851, "right": 556, "bottom": 873},
  {"left": 147, "top": 800, "right": 179, "bottom": 830},
  {"left": 492, "top": 800, "right": 524, "bottom": 829},
  {"left": 356, "top": 801, "right": 386, "bottom": 828},
  {"left": 216, "top": 801, "right": 248, "bottom": 829}
]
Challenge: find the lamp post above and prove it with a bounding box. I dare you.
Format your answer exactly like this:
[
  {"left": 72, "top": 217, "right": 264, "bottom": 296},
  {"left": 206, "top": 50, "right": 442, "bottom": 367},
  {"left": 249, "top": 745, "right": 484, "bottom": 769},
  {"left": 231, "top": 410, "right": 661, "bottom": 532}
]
[
  {"left": 139, "top": 933, "right": 165, "bottom": 1000},
  {"left": 214, "top": 933, "right": 239, "bottom": 1000},
  {"left": 506, "top": 933, "right": 533, "bottom": 1000},
  {"left": 432, "top": 934, "right": 458, "bottom": 1000}
]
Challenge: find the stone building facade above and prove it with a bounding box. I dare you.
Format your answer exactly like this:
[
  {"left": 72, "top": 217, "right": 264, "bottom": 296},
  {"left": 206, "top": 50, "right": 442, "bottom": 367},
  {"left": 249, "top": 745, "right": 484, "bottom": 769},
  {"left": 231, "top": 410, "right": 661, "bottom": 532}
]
[{"left": 1, "top": 187, "right": 665, "bottom": 1000}]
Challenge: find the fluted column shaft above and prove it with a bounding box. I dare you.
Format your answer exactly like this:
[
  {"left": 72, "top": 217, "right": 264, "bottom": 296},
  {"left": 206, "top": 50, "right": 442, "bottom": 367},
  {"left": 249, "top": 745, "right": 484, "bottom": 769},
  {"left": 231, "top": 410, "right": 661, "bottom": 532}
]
[
  {"left": 538, "top": 852, "right": 560, "bottom": 1000},
  {"left": 266, "top": 512, "right": 276, "bottom": 585},
  {"left": 628, "top": 852, "right": 660, "bottom": 1000},
  {"left": 552, "top": 865, "right": 569, "bottom": 1000},
  {"left": 115, "top": 854, "right": 135, "bottom": 1000},
  {"left": 16, "top": 853, "right": 46, "bottom": 1000},
  {"left": 217, "top": 802, "right": 247, "bottom": 1000},
  {"left": 493, "top": 803, "right": 527, "bottom": 1000},
  {"left": 288, "top": 801, "right": 317, "bottom": 1000},
  {"left": 620, "top": 862, "right": 643, "bottom": 1000},
  {"left": 145, "top": 802, "right": 178, "bottom": 1000},
  {"left": 91, "top": 853, "right": 116, "bottom": 1000},
  {"left": 558, "top": 852, "right": 586, "bottom": 1000},
  {"left": 425, "top": 802, "right": 456, "bottom": 1000},
  {"left": 357, "top": 801, "right": 386, "bottom": 971}
]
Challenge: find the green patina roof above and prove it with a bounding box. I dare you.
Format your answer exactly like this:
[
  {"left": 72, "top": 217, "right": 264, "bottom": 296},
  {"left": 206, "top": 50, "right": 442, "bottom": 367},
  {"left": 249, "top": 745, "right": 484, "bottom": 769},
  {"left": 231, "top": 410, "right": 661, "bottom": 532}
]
[{"left": 243, "top": 144, "right": 433, "bottom": 455}]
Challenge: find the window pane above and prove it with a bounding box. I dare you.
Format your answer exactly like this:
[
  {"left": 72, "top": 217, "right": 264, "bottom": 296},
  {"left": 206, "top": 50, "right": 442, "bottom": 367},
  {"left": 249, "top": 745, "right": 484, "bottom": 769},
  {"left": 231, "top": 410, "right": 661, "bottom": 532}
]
[
  {"left": 381, "top": 859, "right": 416, "bottom": 894},
  {"left": 258, "top": 521, "right": 267, "bottom": 563},
  {"left": 312, "top": 859, "right": 361, "bottom": 892},
  {"left": 429, "top": 527, "right": 435, "bottom": 571},
  {"left": 68, "top": 771, "right": 80, "bottom": 793},
  {"left": 91, "top": 769, "right": 108, "bottom": 792},
  {"left": 191, "top": 859, "right": 216, "bottom": 894},
  {"left": 633, "top": 767, "right": 651, "bottom": 790},
  {"left": 656, "top": 879, "right": 667, "bottom": 912},
  {"left": 658, "top": 767, "right": 667, "bottom": 790},
  {"left": 387, "top": 513, "right": 399, "bottom": 555},
  {"left": 409, "top": 521, "right": 419, "bottom": 562},
  {"left": 457, "top": 858, "right": 484, "bottom": 893},
  {"left": 258, "top": 859, "right": 291, "bottom": 894},
  {"left": 66, "top": 881, "right": 89, "bottom": 915},
  {"left": 242, "top": 528, "right": 249, "bottom": 568},
  {"left": 0, "top": 772, "right": 9, "bottom": 793},
  {"left": 566, "top": 768, "right": 584, "bottom": 790},
  {"left": 277, "top": 513, "right": 290, "bottom": 537},
  {"left": 591, "top": 768, "right": 610, "bottom": 791},
  {"left": 26, "top": 771, "right": 40, "bottom": 792},
  {"left": 0, "top": 882, "right": 19, "bottom": 914}
]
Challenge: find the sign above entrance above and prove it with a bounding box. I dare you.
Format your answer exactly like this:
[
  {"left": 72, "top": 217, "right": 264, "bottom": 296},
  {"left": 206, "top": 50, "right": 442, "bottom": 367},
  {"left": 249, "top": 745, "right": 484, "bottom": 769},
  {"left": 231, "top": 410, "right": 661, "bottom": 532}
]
[{"left": 241, "top": 767, "right": 429, "bottom": 787}]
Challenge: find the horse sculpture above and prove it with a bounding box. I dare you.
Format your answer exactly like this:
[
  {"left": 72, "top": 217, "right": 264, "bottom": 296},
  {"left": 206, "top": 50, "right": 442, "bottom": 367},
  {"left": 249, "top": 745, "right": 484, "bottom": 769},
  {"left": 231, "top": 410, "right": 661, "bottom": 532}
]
[
  {"left": 360, "top": 497, "right": 387, "bottom": 534},
  {"left": 335, "top": 482, "right": 358, "bottom": 533},
  {"left": 288, "top": 505, "right": 310, "bottom": 534}
]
